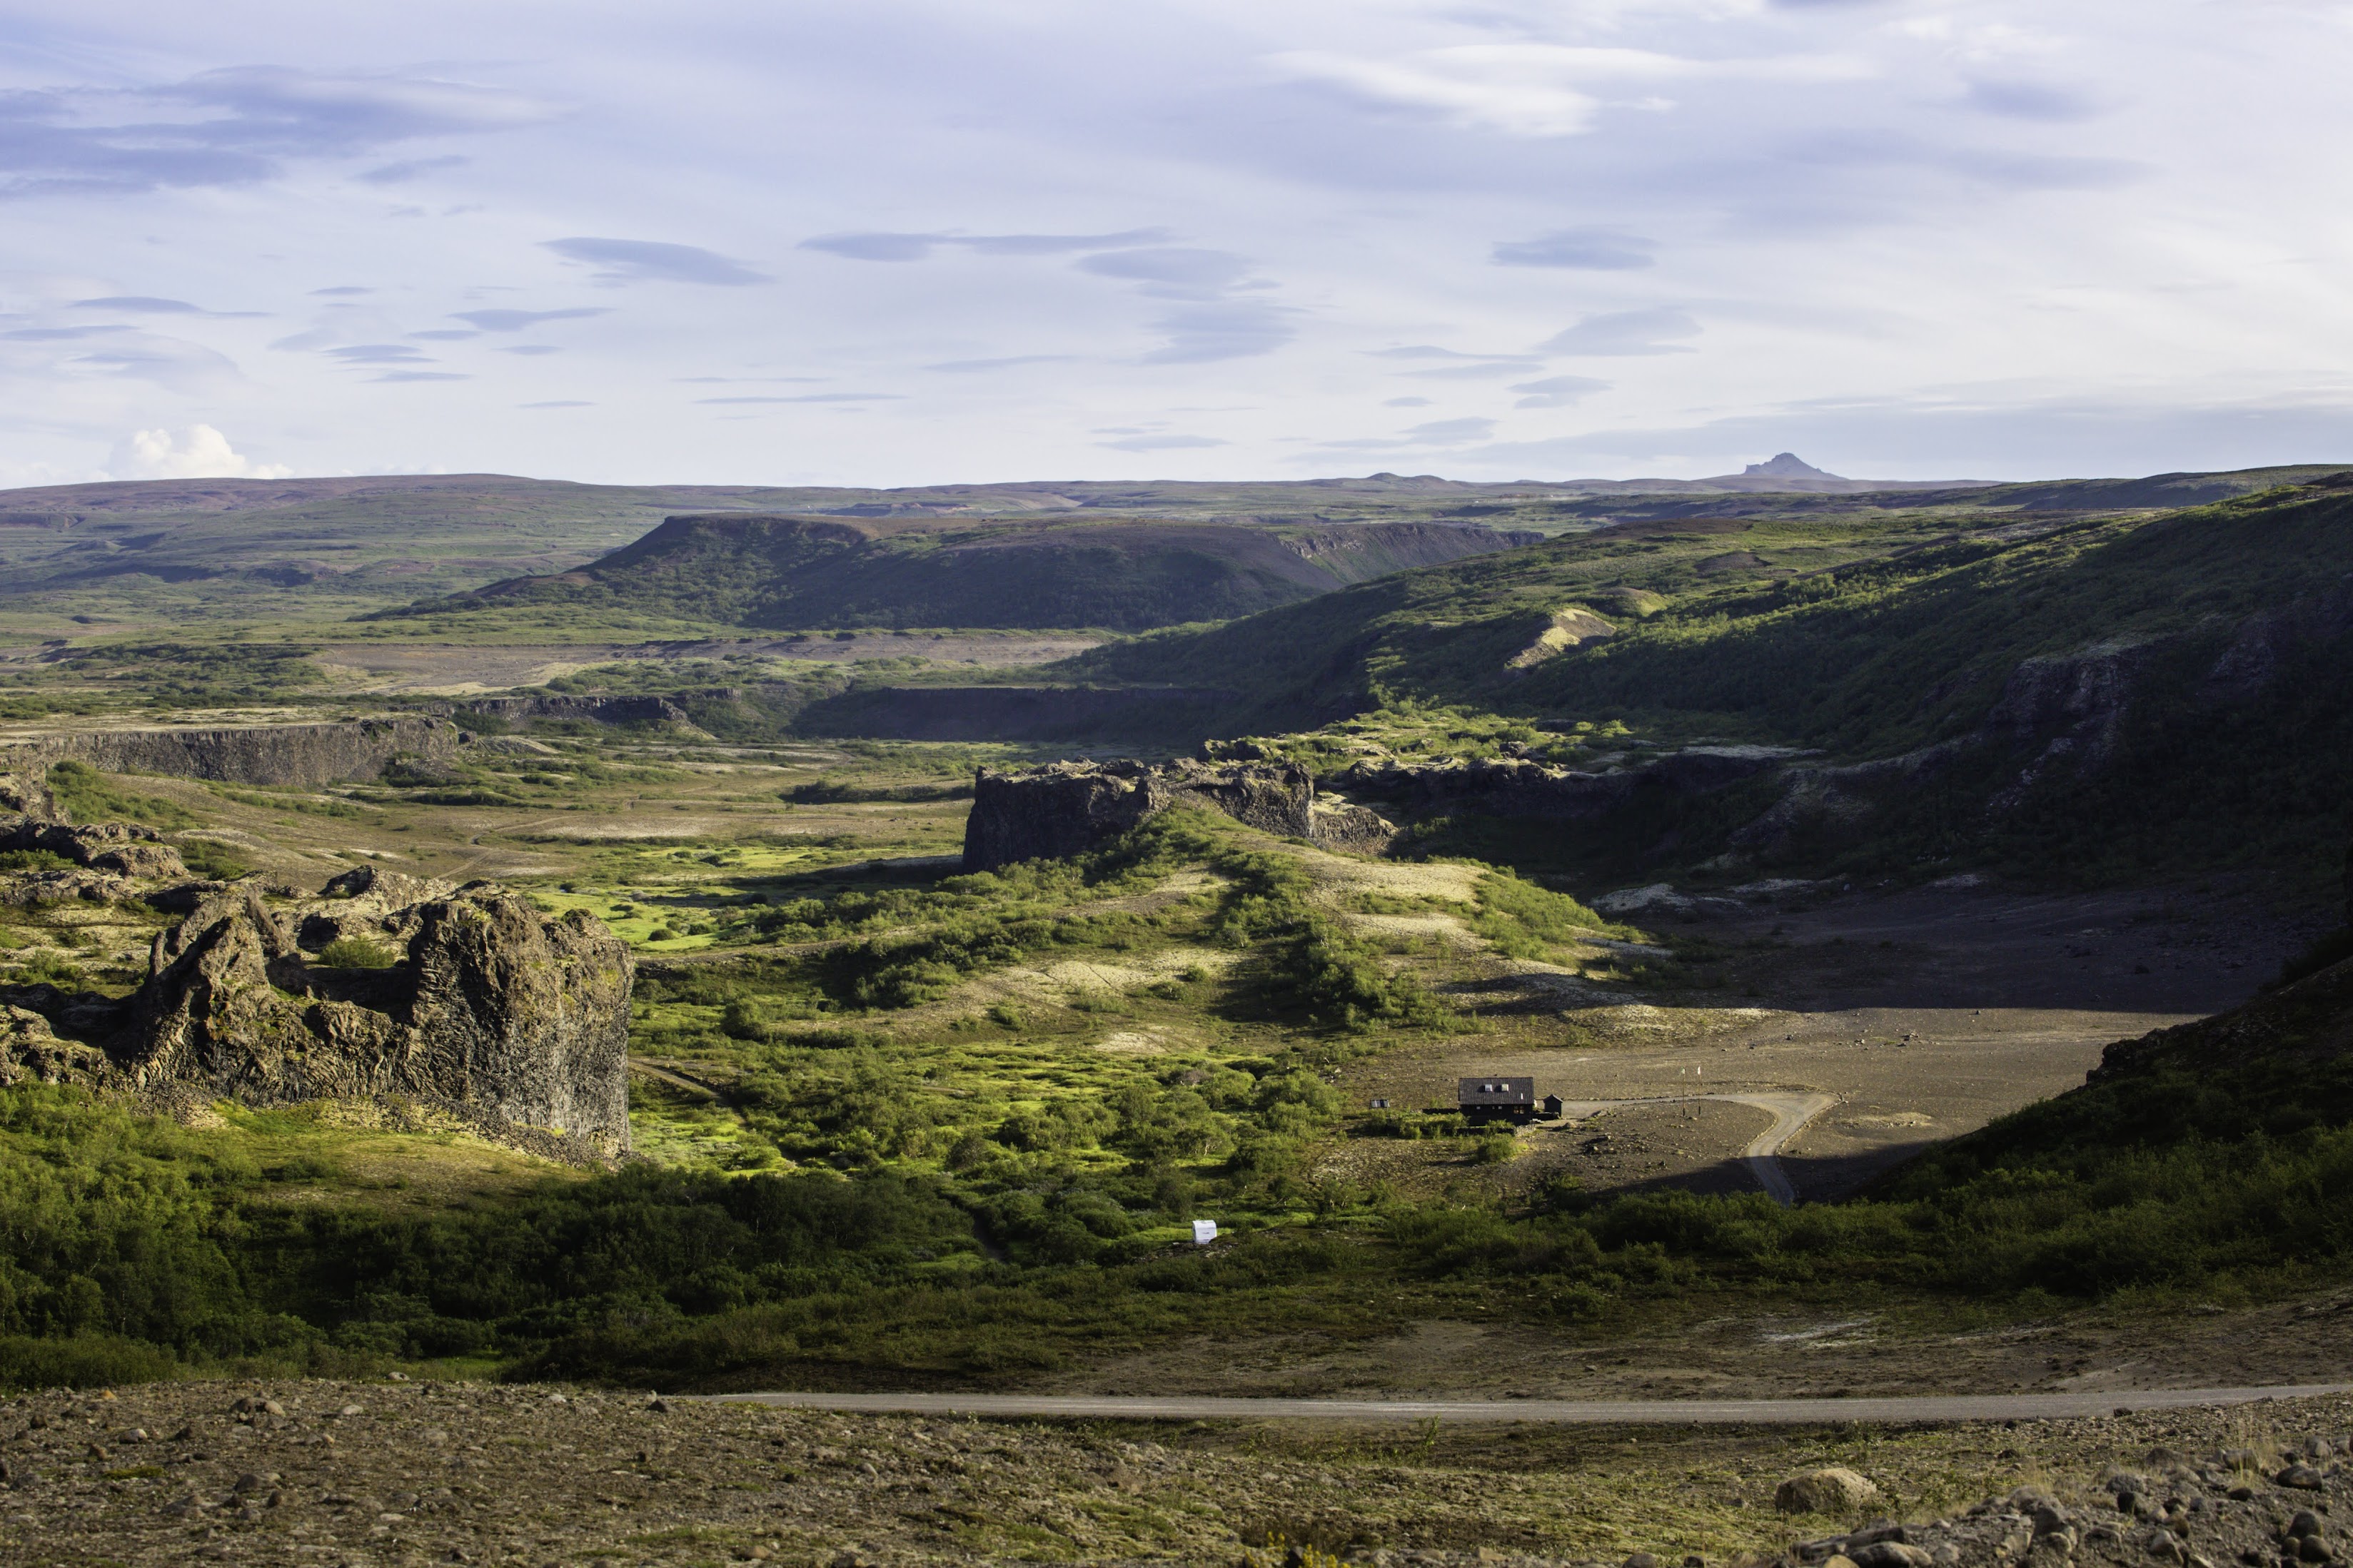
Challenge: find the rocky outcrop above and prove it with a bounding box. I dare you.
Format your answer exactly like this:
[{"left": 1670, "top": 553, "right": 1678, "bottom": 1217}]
[
  {"left": 0, "top": 716, "right": 462, "bottom": 787},
  {"left": 962, "top": 748, "right": 1795, "bottom": 871},
  {"left": 4, "top": 819, "right": 188, "bottom": 878},
  {"left": 0, "top": 1004, "right": 110, "bottom": 1088},
  {"left": 2, "top": 866, "right": 633, "bottom": 1161},
  {"left": 965, "top": 759, "right": 1367, "bottom": 870},
  {"left": 0, "top": 771, "right": 58, "bottom": 821},
  {"left": 0, "top": 776, "right": 190, "bottom": 880}
]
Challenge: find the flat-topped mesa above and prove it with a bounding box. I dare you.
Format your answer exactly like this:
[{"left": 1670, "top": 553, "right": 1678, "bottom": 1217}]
[
  {"left": 2, "top": 863, "right": 634, "bottom": 1163},
  {"left": 0, "top": 715, "right": 464, "bottom": 788},
  {"left": 963, "top": 759, "right": 1392, "bottom": 871}
]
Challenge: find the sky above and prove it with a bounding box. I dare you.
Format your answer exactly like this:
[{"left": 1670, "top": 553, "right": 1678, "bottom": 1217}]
[{"left": 1, "top": 0, "right": 2351, "bottom": 489}]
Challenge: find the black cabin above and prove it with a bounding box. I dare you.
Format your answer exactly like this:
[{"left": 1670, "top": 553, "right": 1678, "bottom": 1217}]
[{"left": 1458, "top": 1076, "right": 1537, "bottom": 1123}]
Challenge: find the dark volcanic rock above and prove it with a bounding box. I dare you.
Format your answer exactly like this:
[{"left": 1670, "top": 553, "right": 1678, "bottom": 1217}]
[
  {"left": 0, "top": 769, "right": 59, "bottom": 822},
  {"left": 402, "top": 889, "right": 634, "bottom": 1144},
  {"left": 6, "top": 872, "right": 633, "bottom": 1160},
  {"left": 0, "top": 779, "right": 190, "bottom": 879},
  {"left": 964, "top": 759, "right": 1327, "bottom": 871},
  {"left": 0, "top": 1004, "right": 110, "bottom": 1087},
  {"left": 12, "top": 820, "right": 188, "bottom": 878},
  {"left": 0, "top": 715, "right": 463, "bottom": 786}
]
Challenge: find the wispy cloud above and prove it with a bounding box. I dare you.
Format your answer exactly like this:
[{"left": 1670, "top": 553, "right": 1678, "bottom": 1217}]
[
  {"left": 1541, "top": 308, "right": 1701, "bottom": 356},
  {"left": 451, "top": 307, "right": 609, "bottom": 331},
  {"left": 692, "top": 393, "right": 901, "bottom": 404},
  {"left": 1511, "top": 374, "right": 1613, "bottom": 410},
  {"left": 543, "top": 238, "right": 769, "bottom": 285},
  {"left": 1270, "top": 44, "right": 1873, "bottom": 139},
  {"left": 1318, "top": 415, "right": 1498, "bottom": 451},
  {"left": 922, "top": 355, "right": 1074, "bottom": 373},
  {"left": 802, "top": 228, "right": 1170, "bottom": 261},
  {"left": 328, "top": 343, "right": 433, "bottom": 364},
  {"left": 0, "top": 66, "right": 555, "bottom": 198},
  {"left": 358, "top": 153, "right": 472, "bottom": 184},
  {"left": 1075, "top": 247, "right": 1250, "bottom": 298},
  {"left": 1097, "top": 433, "right": 1228, "bottom": 451},
  {"left": 74, "top": 295, "right": 199, "bottom": 313},
  {"left": 1369, "top": 345, "right": 1539, "bottom": 363},
  {"left": 67, "top": 335, "right": 241, "bottom": 392},
  {"left": 1492, "top": 228, "right": 1656, "bottom": 270},
  {"left": 4, "top": 325, "right": 128, "bottom": 341},
  {"left": 1142, "top": 300, "right": 1294, "bottom": 364}
]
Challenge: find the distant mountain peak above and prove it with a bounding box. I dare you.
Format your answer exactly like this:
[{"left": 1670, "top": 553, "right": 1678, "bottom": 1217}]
[{"left": 1743, "top": 452, "right": 1840, "bottom": 479}]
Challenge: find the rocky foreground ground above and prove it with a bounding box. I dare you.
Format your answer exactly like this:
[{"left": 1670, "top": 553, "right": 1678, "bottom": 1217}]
[{"left": 1, "top": 1382, "right": 2348, "bottom": 1567}]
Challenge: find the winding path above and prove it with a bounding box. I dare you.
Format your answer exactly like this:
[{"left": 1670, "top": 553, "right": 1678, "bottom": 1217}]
[
  {"left": 1551, "top": 1092, "right": 1838, "bottom": 1205},
  {"left": 697, "top": 1385, "right": 2353, "bottom": 1425}
]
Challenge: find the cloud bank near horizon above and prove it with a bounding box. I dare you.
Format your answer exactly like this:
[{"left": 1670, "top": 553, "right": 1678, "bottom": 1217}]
[{"left": 0, "top": 2, "right": 2347, "bottom": 489}]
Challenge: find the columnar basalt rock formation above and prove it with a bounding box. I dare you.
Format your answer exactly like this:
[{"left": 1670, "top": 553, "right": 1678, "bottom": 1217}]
[
  {"left": 0, "top": 855, "right": 634, "bottom": 1162},
  {"left": 963, "top": 759, "right": 1394, "bottom": 871}
]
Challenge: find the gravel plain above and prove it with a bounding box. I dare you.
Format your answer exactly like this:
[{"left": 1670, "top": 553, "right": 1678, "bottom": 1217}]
[{"left": 6, "top": 1380, "right": 2349, "bottom": 1568}]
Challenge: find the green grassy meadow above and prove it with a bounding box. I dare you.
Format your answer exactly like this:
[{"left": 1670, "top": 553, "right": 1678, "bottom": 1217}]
[{"left": 2, "top": 464, "right": 2352, "bottom": 1395}]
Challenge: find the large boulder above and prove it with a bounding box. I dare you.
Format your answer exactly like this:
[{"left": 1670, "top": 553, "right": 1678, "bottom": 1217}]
[{"left": 1775, "top": 1467, "right": 1882, "bottom": 1515}]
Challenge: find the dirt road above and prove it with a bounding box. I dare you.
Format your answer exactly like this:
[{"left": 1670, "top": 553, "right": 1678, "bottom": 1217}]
[
  {"left": 1547, "top": 1093, "right": 1836, "bottom": 1204},
  {"left": 702, "top": 1383, "right": 2353, "bottom": 1425}
]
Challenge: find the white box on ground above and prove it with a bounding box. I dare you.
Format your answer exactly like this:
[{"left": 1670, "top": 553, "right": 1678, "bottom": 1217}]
[{"left": 1191, "top": 1219, "right": 1218, "bottom": 1245}]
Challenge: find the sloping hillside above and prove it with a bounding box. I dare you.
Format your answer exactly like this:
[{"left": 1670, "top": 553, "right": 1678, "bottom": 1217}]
[
  {"left": 1880, "top": 922, "right": 2353, "bottom": 1212},
  {"left": 1067, "top": 475, "right": 2353, "bottom": 884},
  {"left": 386, "top": 512, "right": 1543, "bottom": 632}
]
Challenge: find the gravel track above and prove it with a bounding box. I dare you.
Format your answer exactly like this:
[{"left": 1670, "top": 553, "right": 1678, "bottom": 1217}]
[{"left": 702, "top": 1383, "right": 2353, "bottom": 1425}]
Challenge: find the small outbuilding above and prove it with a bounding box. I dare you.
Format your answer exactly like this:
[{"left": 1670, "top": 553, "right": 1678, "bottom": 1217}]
[
  {"left": 1458, "top": 1076, "right": 1537, "bottom": 1123},
  {"left": 1541, "top": 1093, "right": 1564, "bottom": 1120}
]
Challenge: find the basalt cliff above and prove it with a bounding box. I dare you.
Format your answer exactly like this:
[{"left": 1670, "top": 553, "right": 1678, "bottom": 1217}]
[
  {"left": 962, "top": 759, "right": 1393, "bottom": 870},
  {"left": 0, "top": 715, "right": 463, "bottom": 787}
]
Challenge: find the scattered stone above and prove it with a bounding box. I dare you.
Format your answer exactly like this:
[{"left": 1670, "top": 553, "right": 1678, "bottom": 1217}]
[{"left": 2281, "top": 1467, "right": 2327, "bottom": 1490}]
